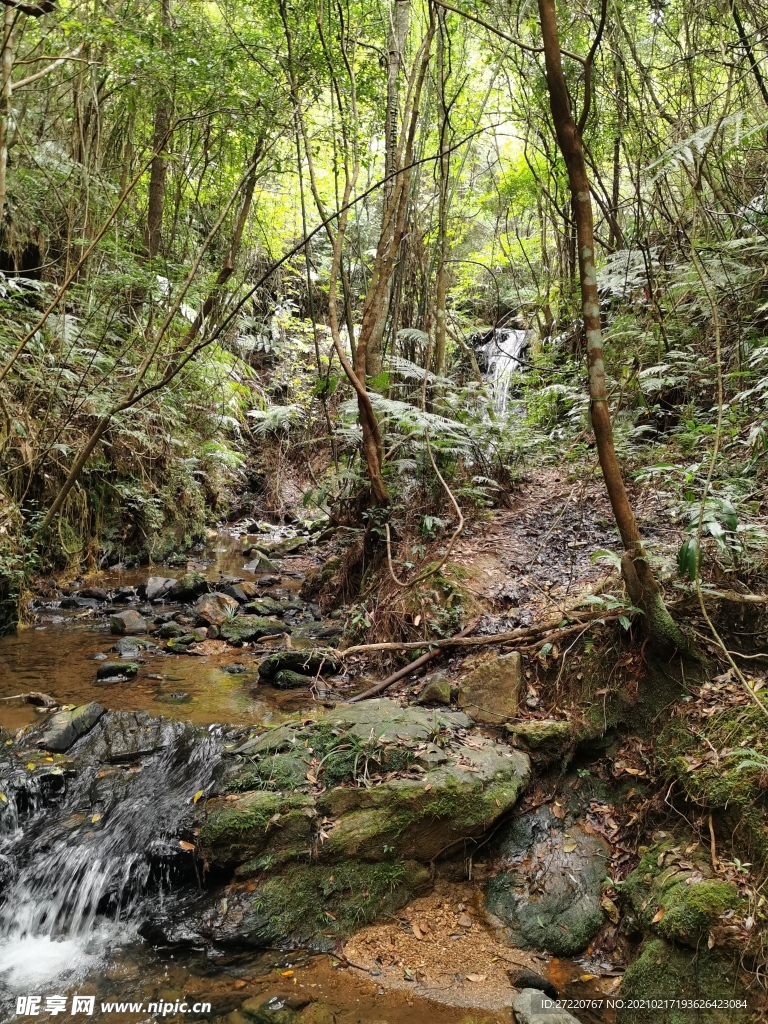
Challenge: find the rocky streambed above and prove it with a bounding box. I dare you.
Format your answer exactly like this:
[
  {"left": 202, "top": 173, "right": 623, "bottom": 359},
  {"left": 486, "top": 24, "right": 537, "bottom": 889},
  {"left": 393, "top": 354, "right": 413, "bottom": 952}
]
[{"left": 0, "top": 527, "right": 758, "bottom": 1023}]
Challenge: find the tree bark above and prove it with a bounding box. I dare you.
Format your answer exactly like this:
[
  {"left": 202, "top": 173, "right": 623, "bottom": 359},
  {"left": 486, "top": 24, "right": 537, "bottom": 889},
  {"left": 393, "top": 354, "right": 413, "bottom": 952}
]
[
  {"left": 536, "top": 0, "right": 687, "bottom": 653},
  {"left": 145, "top": 0, "right": 171, "bottom": 259},
  {"left": 0, "top": 5, "right": 14, "bottom": 225}
]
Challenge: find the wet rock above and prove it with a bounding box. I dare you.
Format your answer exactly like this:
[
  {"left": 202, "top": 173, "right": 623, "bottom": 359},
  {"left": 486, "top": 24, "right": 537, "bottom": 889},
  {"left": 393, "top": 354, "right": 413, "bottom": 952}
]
[
  {"left": 169, "top": 572, "right": 208, "bottom": 601},
  {"left": 298, "top": 623, "right": 343, "bottom": 641},
  {"left": 78, "top": 586, "right": 109, "bottom": 601},
  {"left": 220, "top": 616, "right": 289, "bottom": 643},
  {"left": 110, "top": 609, "right": 148, "bottom": 635},
  {"left": 257, "top": 649, "right": 340, "bottom": 680},
  {"left": 244, "top": 598, "right": 284, "bottom": 617},
  {"left": 60, "top": 596, "right": 101, "bottom": 609},
  {"left": 37, "top": 701, "right": 106, "bottom": 752},
  {"left": 112, "top": 636, "right": 156, "bottom": 656},
  {"left": 414, "top": 674, "right": 452, "bottom": 706},
  {"left": 146, "top": 860, "right": 428, "bottom": 951},
  {"left": 196, "top": 592, "right": 240, "bottom": 626},
  {"left": 618, "top": 938, "right": 749, "bottom": 1023},
  {"left": 199, "top": 789, "right": 317, "bottom": 865},
  {"left": 158, "top": 621, "right": 186, "bottom": 639},
  {"left": 623, "top": 838, "right": 744, "bottom": 947},
  {"left": 241, "top": 997, "right": 299, "bottom": 1024},
  {"left": 485, "top": 804, "right": 610, "bottom": 957},
  {"left": 272, "top": 670, "right": 313, "bottom": 689},
  {"left": 221, "top": 584, "right": 250, "bottom": 604},
  {"left": 244, "top": 555, "right": 279, "bottom": 573},
  {"left": 166, "top": 631, "right": 207, "bottom": 652},
  {"left": 112, "top": 586, "right": 137, "bottom": 603},
  {"left": 75, "top": 710, "right": 189, "bottom": 762},
  {"left": 222, "top": 663, "right": 248, "bottom": 675},
  {"left": 255, "top": 574, "right": 281, "bottom": 587},
  {"left": 95, "top": 661, "right": 139, "bottom": 680},
  {"left": 144, "top": 576, "right": 176, "bottom": 601},
  {"left": 513, "top": 989, "right": 580, "bottom": 1024},
  {"left": 456, "top": 651, "right": 521, "bottom": 724},
  {"left": 507, "top": 970, "right": 558, "bottom": 1000}
]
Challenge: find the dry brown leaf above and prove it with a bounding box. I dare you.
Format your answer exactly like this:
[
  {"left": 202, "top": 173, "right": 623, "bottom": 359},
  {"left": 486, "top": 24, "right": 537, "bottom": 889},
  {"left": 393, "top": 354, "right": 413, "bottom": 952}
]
[{"left": 651, "top": 907, "right": 666, "bottom": 924}]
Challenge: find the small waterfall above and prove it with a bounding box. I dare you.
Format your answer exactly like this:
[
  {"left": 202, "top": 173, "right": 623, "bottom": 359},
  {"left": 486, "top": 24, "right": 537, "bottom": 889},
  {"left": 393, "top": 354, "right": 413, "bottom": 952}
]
[
  {"left": 0, "top": 713, "right": 223, "bottom": 997},
  {"left": 476, "top": 328, "right": 529, "bottom": 414}
]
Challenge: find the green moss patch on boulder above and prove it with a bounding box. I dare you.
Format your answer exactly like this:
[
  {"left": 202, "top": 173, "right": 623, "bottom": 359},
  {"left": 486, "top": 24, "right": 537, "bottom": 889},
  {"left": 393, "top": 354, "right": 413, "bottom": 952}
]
[
  {"left": 200, "top": 790, "right": 316, "bottom": 866},
  {"left": 618, "top": 938, "right": 749, "bottom": 1024},
  {"left": 220, "top": 616, "right": 289, "bottom": 643},
  {"left": 623, "top": 838, "right": 745, "bottom": 947},
  {"left": 258, "top": 649, "right": 341, "bottom": 680}
]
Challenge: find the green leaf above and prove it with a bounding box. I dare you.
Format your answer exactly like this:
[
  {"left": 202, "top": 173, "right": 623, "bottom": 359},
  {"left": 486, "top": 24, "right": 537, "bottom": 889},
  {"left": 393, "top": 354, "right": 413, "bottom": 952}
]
[
  {"left": 677, "top": 537, "right": 700, "bottom": 581},
  {"left": 591, "top": 549, "right": 622, "bottom": 569}
]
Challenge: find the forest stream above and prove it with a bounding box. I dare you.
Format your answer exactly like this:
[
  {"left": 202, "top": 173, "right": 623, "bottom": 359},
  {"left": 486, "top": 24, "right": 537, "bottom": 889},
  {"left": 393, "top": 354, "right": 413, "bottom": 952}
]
[{"left": 0, "top": 528, "right": 625, "bottom": 1024}]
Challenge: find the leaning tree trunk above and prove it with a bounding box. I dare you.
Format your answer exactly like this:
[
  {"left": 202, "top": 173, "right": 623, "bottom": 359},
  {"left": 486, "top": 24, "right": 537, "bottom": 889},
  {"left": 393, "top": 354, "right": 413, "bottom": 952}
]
[{"left": 537, "top": 0, "right": 687, "bottom": 652}]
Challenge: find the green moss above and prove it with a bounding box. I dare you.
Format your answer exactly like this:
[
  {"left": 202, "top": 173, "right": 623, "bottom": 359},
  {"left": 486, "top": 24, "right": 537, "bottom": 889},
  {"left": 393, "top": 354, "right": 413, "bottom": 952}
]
[
  {"left": 619, "top": 938, "right": 749, "bottom": 1023},
  {"left": 200, "top": 791, "right": 315, "bottom": 864},
  {"left": 624, "top": 842, "right": 743, "bottom": 945},
  {"left": 657, "top": 706, "right": 768, "bottom": 867},
  {"left": 243, "top": 860, "right": 429, "bottom": 944}
]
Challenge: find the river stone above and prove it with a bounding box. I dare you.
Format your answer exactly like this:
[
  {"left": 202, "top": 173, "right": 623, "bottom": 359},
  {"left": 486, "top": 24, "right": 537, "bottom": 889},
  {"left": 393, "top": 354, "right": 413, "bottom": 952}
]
[
  {"left": 257, "top": 649, "right": 341, "bottom": 679},
  {"left": 318, "top": 698, "right": 471, "bottom": 743},
  {"left": 456, "top": 651, "right": 521, "bottom": 723},
  {"left": 512, "top": 989, "right": 581, "bottom": 1024},
  {"left": 220, "top": 584, "right": 250, "bottom": 604},
  {"left": 485, "top": 804, "right": 610, "bottom": 957},
  {"left": 95, "top": 661, "right": 139, "bottom": 680},
  {"left": 75, "top": 710, "right": 190, "bottom": 762},
  {"left": 110, "top": 609, "right": 148, "bottom": 635},
  {"left": 195, "top": 592, "right": 240, "bottom": 626},
  {"left": 507, "top": 719, "right": 574, "bottom": 756},
  {"left": 244, "top": 555, "right": 279, "bottom": 573},
  {"left": 414, "top": 674, "right": 452, "bottom": 706},
  {"left": 78, "top": 586, "right": 109, "bottom": 601},
  {"left": 37, "top": 702, "right": 106, "bottom": 752},
  {"left": 144, "top": 576, "right": 175, "bottom": 601},
  {"left": 220, "top": 616, "right": 289, "bottom": 643},
  {"left": 157, "top": 620, "right": 186, "bottom": 638},
  {"left": 169, "top": 572, "right": 208, "bottom": 601},
  {"left": 273, "top": 670, "right": 314, "bottom": 689},
  {"left": 244, "top": 597, "right": 284, "bottom": 617}
]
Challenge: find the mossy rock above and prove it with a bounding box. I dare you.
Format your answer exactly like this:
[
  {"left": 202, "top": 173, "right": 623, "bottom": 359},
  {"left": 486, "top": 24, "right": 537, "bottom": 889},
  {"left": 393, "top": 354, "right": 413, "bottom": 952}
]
[
  {"left": 151, "top": 859, "right": 428, "bottom": 951},
  {"left": 199, "top": 790, "right": 316, "bottom": 865},
  {"left": 157, "top": 621, "right": 186, "bottom": 639},
  {"left": 220, "top": 616, "right": 289, "bottom": 643},
  {"left": 203, "top": 699, "right": 530, "bottom": 868},
  {"left": 507, "top": 719, "right": 573, "bottom": 752},
  {"left": 300, "top": 557, "right": 342, "bottom": 601},
  {"left": 244, "top": 598, "right": 284, "bottom": 617},
  {"left": 623, "top": 839, "right": 745, "bottom": 947},
  {"left": 166, "top": 631, "right": 206, "bottom": 652},
  {"left": 273, "top": 670, "right": 314, "bottom": 690},
  {"left": 258, "top": 649, "right": 341, "bottom": 679},
  {"left": 618, "top": 938, "right": 750, "bottom": 1023},
  {"left": 169, "top": 573, "right": 208, "bottom": 600},
  {"left": 414, "top": 675, "right": 452, "bottom": 706},
  {"left": 485, "top": 805, "right": 610, "bottom": 957},
  {"left": 95, "top": 661, "right": 139, "bottom": 680}
]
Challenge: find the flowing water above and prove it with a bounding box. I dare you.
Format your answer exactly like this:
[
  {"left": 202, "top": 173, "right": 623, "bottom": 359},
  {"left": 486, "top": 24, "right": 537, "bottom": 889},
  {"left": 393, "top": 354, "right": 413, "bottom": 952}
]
[{"left": 476, "top": 328, "right": 529, "bottom": 414}]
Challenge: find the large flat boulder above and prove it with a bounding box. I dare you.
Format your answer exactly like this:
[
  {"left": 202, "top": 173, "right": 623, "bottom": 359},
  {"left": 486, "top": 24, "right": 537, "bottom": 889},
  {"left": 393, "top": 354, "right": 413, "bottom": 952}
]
[
  {"left": 200, "top": 698, "right": 529, "bottom": 869},
  {"left": 456, "top": 651, "right": 521, "bottom": 723},
  {"left": 37, "top": 702, "right": 106, "bottom": 752},
  {"left": 220, "top": 615, "right": 289, "bottom": 643}
]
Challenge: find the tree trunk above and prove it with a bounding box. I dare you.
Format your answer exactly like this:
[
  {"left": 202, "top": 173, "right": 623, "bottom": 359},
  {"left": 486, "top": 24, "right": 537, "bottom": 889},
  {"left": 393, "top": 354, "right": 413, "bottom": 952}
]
[
  {"left": 0, "top": 5, "right": 14, "bottom": 225},
  {"left": 433, "top": 6, "right": 450, "bottom": 379},
  {"left": 536, "top": 0, "right": 687, "bottom": 653},
  {"left": 366, "top": 0, "right": 410, "bottom": 381},
  {"left": 145, "top": 0, "right": 171, "bottom": 259}
]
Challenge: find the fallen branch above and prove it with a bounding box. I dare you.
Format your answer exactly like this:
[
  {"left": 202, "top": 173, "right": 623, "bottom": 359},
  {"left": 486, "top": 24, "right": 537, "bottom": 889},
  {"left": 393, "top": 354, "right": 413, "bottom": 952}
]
[
  {"left": 348, "top": 617, "right": 481, "bottom": 702},
  {"left": 342, "top": 605, "right": 619, "bottom": 657}
]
